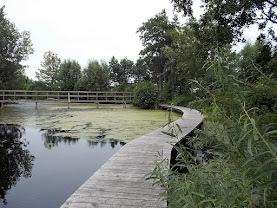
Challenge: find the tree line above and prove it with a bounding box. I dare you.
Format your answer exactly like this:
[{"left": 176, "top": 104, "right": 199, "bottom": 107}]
[{"left": 27, "top": 52, "right": 146, "bottom": 91}]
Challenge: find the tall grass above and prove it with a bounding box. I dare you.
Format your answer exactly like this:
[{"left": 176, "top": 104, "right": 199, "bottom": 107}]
[{"left": 148, "top": 51, "right": 277, "bottom": 207}]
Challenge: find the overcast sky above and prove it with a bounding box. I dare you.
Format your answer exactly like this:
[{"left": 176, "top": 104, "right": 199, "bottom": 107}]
[{"left": 2, "top": 0, "right": 259, "bottom": 80}]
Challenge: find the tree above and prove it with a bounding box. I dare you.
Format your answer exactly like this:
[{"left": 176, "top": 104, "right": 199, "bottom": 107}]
[
  {"left": 109, "top": 56, "right": 121, "bottom": 83},
  {"left": 238, "top": 39, "right": 277, "bottom": 82},
  {"left": 170, "top": 0, "right": 277, "bottom": 43},
  {"left": 58, "top": 59, "right": 81, "bottom": 91},
  {"left": 76, "top": 59, "right": 110, "bottom": 91},
  {"left": 109, "top": 57, "right": 133, "bottom": 84},
  {"left": 137, "top": 9, "right": 175, "bottom": 89},
  {"left": 0, "top": 6, "right": 34, "bottom": 89},
  {"left": 36, "top": 51, "right": 61, "bottom": 90},
  {"left": 119, "top": 58, "right": 133, "bottom": 82},
  {"left": 132, "top": 58, "right": 151, "bottom": 83}
]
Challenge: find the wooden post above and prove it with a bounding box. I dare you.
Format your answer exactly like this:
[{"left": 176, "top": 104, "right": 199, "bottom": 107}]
[
  {"left": 97, "top": 102, "right": 99, "bottom": 108},
  {"left": 35, "top": 93, "right": 38, "bottom": 110},
  {"left": 0, "top": 102, "right": 3, "bottom": 109},
  {"left": 123, "top": 93, "right": 126, "bottom": 108},
  {"left": 68, "top": 93, "right": 70, "bottom": 109}
]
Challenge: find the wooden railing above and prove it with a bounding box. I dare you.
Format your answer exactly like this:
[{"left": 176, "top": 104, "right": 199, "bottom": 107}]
[{"left": 0, "top": 90, "right": 135, "bottom": 108}]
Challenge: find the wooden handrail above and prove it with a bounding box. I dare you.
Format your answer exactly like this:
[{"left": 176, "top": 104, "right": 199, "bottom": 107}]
[{"left": 0, "top": 90, "right": 135, "bottom": 109}]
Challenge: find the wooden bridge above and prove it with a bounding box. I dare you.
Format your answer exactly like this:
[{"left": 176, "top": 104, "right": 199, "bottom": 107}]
[
  {"left": 61, "top": 104, "right": 203, "bottom": 208},
  {"left": 0, "top": 90, "right": 134, "bottom": 108}
]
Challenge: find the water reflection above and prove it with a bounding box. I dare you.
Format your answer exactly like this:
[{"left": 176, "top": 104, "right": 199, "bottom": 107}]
[
  {"left": 40, "top": 129, "right": 79, "bottom": 149},
  {"left": 41, "top": 128, "right": 125, "bottom": 149},
  {"left": 0, "top": 124, "right": 35, "bottom": 205},
  {"left": 87, "top": 139, "right": 125, "bottom": 148}
]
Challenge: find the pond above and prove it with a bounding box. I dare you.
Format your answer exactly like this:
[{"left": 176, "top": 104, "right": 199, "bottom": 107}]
[
  {"left": 0, "top": 125, "right": 124, "bottom": 208},
  {"left": 0, "top": 102, "right": 181, "bottom": 208}
]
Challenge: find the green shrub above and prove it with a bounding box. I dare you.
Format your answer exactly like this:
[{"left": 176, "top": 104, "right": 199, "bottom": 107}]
[
  {"left": 171, "top": 94, "right": 196, "bottom": 107},
  {"left": 133, "top": 81, "right": 159, "bottom": 109},
  {"left": 112, "top": 82, "right": 136, "bottom": 92}
]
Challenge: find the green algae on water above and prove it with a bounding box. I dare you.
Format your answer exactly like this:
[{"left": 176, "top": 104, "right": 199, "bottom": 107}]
[{"left": 0, "top": 102, "right": 181, "bottom": 143}]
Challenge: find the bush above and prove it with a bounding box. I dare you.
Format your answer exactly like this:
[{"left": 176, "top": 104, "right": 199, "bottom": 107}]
[
  {"left": 133, "top": 81, "right": 159, "bottom": 109},
  {"left": 112, "top": 82, "right": 136, "bottom": 92},
  {"left": 171, "top": 94, "right": 196, "bottom": 107}
]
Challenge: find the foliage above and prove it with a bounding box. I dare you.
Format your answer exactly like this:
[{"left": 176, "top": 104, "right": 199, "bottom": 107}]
[
  {"left": 137, "top": 9, "right": 176, "bottom": 89},
  {"left": 170, "top": 0, "right": 277, "bottom": 42},
  {"left": 76, "top": 59, "right": 110, "bottom": 91},
  {"left": 109, "top": 56, "right": 134, "bottom": 84},
  {"left": 239, "top": 39, "right": 277, "bottom": 82},
  {"left": 148, "top": 50, "right": 277, "bottom": 207},
  {"left": 0, "top": 6, "right": 34, "bottom": 90},
  {"left": 58, "top": 59, "right": 81, "bottom": 91},
  {"left": 111, "top": 82, "right": 136, "bottom": 92},
  {"left": 36, "top": 51, "right": 61, "bottom": 90},
  {"left": 131, "top": 58, "right": 151, "bottom": 83},
  {"left": 24, "top": 80, "right": 48, "bottom": 91},
  {"left": 133, "top": 81, "right": 159, "bottom": 109}
]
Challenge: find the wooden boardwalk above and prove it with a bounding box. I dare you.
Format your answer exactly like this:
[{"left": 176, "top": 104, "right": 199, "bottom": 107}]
[
  {"left": 0, "top": 90, "right": 134, "bottom": 108},
  {"left": 61, "top": 105, "right": 203, "bottom": 208}
]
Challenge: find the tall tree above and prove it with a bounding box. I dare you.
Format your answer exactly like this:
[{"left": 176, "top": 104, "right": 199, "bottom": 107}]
[
  {"left": 58, "top": 59, "right": 81, "bottom": 91},
  {"left": 137, "top": 9, "right": 175, "bottom": 89},
  {"left": 36, "top": 51, "right": 61, "bottom": 90},
  {"left": 0, "top": 6, "right": 34, "bottom": 89},
  {"left": 77, "top": 60, "right": 109, "bottom": 91}
]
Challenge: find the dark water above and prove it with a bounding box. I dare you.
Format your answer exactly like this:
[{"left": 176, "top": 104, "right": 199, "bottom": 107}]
[{"left": 0, "top": 124, "right": 124, "bottom": 208}]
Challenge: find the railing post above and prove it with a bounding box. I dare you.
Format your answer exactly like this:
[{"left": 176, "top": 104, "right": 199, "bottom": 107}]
[
  {"left": 35, "top": 92, "right": 38, "bottom": 110},
  {"left": 123, "top": 93, "right": 126, "bottom": 108},
  {"left": 68, "top": 92, "right": 70, "bottom": 109},
  {"left": 0, "top": 91, "right": 3, "bottom": 108}
]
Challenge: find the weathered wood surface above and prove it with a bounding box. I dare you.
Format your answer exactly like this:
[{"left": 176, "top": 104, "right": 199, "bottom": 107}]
[{"left": 61, "top": 105, "right": 203, "bottom": 208}]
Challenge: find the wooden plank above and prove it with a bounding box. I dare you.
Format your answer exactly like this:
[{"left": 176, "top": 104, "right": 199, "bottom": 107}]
[{"left": 61, "top": 105, "right": 203, "bottom": 208}]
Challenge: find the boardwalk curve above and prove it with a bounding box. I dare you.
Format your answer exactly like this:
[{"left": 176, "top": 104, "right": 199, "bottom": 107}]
[{"left": 61, "top": 105, "right": 203, "bottom": 208}]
